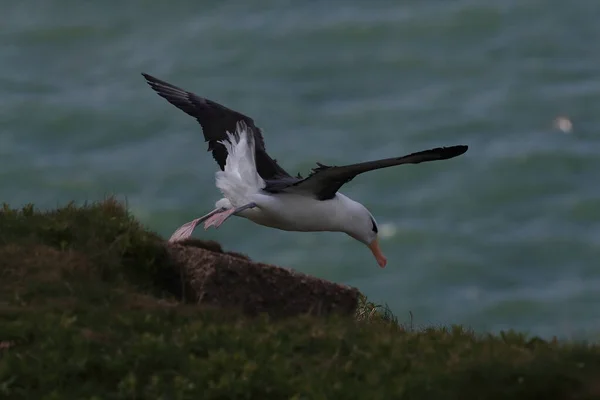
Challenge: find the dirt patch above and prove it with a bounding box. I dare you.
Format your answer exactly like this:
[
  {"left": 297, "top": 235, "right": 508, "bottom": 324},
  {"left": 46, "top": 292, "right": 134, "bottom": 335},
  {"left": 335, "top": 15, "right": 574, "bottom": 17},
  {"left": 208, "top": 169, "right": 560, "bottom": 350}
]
[{"left": 167, "top": 241, "right": 360, "bottom": 318}]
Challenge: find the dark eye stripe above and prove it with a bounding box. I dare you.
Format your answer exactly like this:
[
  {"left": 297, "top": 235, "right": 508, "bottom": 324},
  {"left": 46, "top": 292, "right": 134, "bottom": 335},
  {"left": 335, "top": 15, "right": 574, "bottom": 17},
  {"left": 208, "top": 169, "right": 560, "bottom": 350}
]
[{"left": 370, "top": 217, "right": 378, "bottom": 233}]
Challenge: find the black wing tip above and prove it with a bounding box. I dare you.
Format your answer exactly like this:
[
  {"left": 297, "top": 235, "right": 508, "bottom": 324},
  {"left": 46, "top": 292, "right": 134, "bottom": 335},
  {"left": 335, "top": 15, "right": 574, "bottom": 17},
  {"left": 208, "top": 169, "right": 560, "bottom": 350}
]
[
  {"left": 441, "top": 144, "right": 468, "bottom": 159},
  {"left": 454, "top": 144, "right": 469, "bottom": 154},
  {"left": 140, "top": 72, "right": 162, "bottom": 91},
  {"left": 140, "top": 72, "right": 179, "bottom": 92},
  {"left": 141, "top": 72, "right": 155, "bottom": 83}
]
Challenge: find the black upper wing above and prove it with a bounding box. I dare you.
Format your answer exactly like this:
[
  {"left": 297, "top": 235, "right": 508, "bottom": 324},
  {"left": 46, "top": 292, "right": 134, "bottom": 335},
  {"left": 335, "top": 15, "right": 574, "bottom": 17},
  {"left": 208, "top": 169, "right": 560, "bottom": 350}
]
[
  {"left": 142, "top": 73, "right": 292, "bottom": 180},
  {"left": 278, "top": 145, "right": 468, "bottom": 200}
]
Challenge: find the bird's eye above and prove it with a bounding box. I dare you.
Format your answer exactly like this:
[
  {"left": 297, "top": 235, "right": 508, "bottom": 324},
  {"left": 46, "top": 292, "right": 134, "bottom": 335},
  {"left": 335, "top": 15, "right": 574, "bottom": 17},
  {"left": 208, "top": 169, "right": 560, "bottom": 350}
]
[{"left": 370, "top": 217, "right": 378, "bottom": 233}]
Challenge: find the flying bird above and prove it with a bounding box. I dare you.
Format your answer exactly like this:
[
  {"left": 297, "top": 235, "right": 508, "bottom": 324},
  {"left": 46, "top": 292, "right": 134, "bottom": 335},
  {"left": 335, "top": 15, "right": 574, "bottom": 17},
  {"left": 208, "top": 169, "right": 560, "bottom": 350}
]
[{"left": 142, "top": 73, "right": 468, "bottom": 268}]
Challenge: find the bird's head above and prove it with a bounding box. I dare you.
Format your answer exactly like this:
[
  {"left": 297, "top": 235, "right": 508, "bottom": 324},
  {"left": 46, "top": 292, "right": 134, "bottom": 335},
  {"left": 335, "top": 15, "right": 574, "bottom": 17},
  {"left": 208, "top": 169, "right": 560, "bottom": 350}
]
[{"left": 345, "top": 204, "right": 387, "bottom": 268}]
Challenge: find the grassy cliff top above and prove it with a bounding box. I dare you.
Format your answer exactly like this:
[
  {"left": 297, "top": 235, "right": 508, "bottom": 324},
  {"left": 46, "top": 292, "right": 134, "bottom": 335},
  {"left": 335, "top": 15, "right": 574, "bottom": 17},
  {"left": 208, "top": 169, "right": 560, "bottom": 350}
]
[{"left": 1, "top": 199, "right": 599, "bottom": 399}]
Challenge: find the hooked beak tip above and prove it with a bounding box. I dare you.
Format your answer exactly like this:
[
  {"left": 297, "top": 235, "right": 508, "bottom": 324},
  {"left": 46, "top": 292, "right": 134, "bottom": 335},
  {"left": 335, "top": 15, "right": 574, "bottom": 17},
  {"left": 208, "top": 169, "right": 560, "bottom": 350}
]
[{"left": 368, "top": 239, "right": 387, "bottom": 268}]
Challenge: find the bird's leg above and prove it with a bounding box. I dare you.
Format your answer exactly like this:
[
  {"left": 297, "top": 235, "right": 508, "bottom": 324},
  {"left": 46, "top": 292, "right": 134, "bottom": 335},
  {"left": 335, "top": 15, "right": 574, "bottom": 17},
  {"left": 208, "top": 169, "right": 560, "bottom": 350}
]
[
  {"left": 203, "top": 202, "right": 257, "bottom": 230},
  {"left": 168, "top": 207, "right": 227, "bottom": 243}
]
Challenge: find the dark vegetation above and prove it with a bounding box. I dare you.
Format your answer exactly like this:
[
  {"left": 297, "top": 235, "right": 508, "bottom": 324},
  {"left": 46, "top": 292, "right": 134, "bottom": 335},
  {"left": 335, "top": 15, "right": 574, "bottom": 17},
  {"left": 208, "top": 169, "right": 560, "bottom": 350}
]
[{"left": 1, "top": 199, "right": 599, "bottom": 399}]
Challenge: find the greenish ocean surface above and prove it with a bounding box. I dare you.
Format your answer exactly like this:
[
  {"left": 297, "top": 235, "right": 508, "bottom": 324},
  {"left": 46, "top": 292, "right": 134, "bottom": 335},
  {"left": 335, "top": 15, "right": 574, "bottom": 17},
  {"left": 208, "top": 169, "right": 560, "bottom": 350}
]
[{"left": 2, "top": 0, "right": 600, "bottom": 339}]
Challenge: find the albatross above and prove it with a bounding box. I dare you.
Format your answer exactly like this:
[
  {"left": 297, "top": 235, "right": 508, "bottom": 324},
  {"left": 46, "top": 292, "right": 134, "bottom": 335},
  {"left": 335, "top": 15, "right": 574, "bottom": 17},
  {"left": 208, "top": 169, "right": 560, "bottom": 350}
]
[{"left": 142, "top": 73, "right": 468, "bottom": 268}]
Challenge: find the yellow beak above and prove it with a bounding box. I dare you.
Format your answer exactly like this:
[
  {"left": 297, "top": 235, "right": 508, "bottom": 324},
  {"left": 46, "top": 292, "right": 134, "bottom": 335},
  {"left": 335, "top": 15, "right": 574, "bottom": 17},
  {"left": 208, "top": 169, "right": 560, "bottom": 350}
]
[{"left": 368, "top": 238, "right": 387, "bottom": 268}]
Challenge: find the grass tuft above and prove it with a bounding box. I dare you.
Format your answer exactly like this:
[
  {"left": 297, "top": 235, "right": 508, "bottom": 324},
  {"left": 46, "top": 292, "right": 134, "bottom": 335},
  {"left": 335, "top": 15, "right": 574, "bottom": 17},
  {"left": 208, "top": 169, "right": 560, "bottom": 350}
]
[{"left": 0, "top": 197, "right": 173, "bottom": 297}]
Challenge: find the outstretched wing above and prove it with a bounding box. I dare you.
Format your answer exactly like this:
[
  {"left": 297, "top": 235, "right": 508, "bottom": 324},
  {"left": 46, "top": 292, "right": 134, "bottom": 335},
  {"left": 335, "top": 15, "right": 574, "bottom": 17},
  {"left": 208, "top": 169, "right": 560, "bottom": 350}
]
[
  {"left": 275, "top": 145, "right": 468, "bottom": 200},
  {"left": 142, "top": 73, "right": 293, "bottom": 180}
]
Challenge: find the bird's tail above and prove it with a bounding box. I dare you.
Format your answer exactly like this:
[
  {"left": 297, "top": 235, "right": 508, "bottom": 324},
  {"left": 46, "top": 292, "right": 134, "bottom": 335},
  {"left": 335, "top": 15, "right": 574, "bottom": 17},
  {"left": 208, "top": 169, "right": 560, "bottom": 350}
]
[{"left": 215, "top": 121, "right": 265, "bottom": 207}]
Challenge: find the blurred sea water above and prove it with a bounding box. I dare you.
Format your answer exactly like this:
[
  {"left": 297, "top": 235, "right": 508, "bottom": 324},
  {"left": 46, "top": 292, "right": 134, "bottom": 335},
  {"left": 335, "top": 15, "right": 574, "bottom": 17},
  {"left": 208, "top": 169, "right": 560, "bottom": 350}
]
[{"left": 2, "top": 0, "right": 600, "bottom": 339}]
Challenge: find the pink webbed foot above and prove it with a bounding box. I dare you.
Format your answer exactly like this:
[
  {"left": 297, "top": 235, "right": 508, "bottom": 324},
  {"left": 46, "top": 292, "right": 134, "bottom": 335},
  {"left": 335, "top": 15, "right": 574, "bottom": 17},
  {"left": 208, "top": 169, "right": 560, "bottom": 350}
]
[
  {"left": 169, "top": 218, "right": 203, "bottom": 242},
  {"left": 168, "top": 207, "right": 226, "bottom": 243},
  {"left": 203, "top": 208, "right": 237, "bottom": 230}
]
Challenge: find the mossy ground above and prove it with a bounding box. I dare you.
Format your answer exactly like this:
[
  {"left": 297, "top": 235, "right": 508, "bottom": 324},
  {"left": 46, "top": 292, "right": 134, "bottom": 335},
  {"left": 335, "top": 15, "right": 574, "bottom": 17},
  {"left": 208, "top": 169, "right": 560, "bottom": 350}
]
[{"left": 1, "top": 199, "right": 599, "bottom": 399}]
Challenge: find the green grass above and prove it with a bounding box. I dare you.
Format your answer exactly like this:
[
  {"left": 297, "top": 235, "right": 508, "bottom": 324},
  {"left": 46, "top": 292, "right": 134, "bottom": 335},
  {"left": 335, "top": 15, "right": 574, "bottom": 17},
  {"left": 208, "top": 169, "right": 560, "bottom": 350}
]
[{"left": 1, "top": 199, "right": 600, "bottom": 399}]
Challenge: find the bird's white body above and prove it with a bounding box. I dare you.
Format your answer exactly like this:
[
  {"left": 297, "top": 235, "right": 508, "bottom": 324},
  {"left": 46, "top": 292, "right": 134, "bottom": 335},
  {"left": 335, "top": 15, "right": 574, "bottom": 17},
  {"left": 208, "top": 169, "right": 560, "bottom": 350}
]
[
  {"left": 213, "top": 124, "right": 370, "bottom": 235},
  {"left": 217, "top": 191, "right": 364, "bottom": 233}
]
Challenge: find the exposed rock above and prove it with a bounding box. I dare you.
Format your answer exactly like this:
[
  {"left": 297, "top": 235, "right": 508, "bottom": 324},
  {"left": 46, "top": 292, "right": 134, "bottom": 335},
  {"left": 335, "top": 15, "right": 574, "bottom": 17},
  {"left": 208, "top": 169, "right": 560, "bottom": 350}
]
[{"left": 166, "top": 240, "right": 360, "bottom": 318}]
